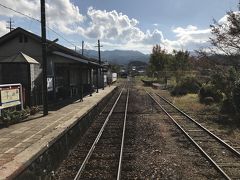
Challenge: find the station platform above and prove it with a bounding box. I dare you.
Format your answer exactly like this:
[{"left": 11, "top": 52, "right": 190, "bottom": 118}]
[{"left": 0, "top": 86, "right": 116, "bottom": 179}]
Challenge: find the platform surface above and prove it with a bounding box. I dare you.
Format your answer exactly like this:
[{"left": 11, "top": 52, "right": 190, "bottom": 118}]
[{"left": 0, "top": 86, "right": 116, "bottom": 179}]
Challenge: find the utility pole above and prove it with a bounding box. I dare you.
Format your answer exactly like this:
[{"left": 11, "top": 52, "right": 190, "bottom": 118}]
[
  {"left": 41, "top": 0, "right": 48, "bottom": 116},
  {"left": 95, "top": 40, "right": 104, "bottom": 91},
  {"left": 239, "top": 0, "right": 240, "bottom": 11},
  {"left": 82, "top": 41, "right": 84, "bottom": 56},
  {"left": 6, "top": 18, "right": 14, "bottom": 32}
]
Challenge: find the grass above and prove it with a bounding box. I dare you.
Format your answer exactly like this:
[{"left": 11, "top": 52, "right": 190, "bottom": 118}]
[
  {"left": 171, "top": 92, "right": 240, "bottom": 142},
  {"left": 172, "top": 94, "right": 206, "bottom": 113},
  {"left": 138, "top": 75, "right": 240, "bottom": 145}
]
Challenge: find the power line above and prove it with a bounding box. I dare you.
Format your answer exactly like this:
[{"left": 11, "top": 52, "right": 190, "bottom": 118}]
[
  {"left": 0, "top": 3, "right": 40, "bottom": 22},
  {"left": 0, "top": 3, "right": 81, "bottom": 50}
]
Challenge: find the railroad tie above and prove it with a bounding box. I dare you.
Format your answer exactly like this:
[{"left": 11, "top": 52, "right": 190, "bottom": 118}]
[
  {"left": 186, "top": 129, "right": 204, "bottom": 132},
  {"left": 218, "top": 162, "right": 240, "bottom": 167}
]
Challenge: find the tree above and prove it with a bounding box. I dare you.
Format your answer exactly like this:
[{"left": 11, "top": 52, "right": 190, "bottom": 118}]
[
  {"left": 210, "top": 11, "right": 240, "bottom": 60},
  {"left": 171, "top": 50, "right": 190, "bottom": 83},
  {"left": 110, "top": 64, "right": 120, "bottom": 73},
  {"left": 149, "top": 45, "right": 167, "bottom": 73},
  {"left": 195, "top": 11, "right": 240, "bottom": 116},
  {"left": 149, "top": 45, "right": 172, "bottom": 86},
  {"left": 172, "top": 50, "right": 190, "bottom": 71}
]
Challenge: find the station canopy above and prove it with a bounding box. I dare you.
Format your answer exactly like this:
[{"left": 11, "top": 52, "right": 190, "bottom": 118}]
[{"left": 0, "top": 52, "right": 39, "bottom": 64}]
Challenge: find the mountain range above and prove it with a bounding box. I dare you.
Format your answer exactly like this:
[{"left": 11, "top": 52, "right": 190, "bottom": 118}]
[{"left": 81, "top": 49, "right": 149, "bottom": 65}]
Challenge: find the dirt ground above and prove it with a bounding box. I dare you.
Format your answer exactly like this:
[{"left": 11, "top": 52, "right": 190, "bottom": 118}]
[{"left": 124, "top": 80, "right": 221, "bottom": 179}]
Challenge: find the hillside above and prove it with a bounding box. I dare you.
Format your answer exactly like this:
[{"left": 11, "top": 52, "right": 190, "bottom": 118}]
[{"left": 81, "top": 49, "right": 149, "bottom": 65}]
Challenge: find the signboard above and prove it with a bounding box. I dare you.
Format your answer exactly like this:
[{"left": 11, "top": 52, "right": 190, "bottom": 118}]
[
  {"left": 47, "top": 77, "right": 53, "bottom": 92},
  {"left": 0, "top": 85, "right": 22, "bottom": 110}
]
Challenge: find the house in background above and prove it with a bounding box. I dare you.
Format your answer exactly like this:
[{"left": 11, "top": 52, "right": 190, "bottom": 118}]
[{"left": 0, "top": 27, "right": 103, "bottom": 107}]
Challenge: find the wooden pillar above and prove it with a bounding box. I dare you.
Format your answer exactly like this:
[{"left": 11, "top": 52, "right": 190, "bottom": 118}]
[
  {"left": 96, "top": 67, "right": 99, "bottom": 93},
  {"left": 27, "top": 64, "right": 31, "bottom": 107},
  {"left": 89, "top": 67, "right": 92, "bottom": 96},
  {"left": 67, "top": 64, "right": 70, "bottom": 98},
  {"left": 80, "top": 67, "right": 83, "bottom": 101}
]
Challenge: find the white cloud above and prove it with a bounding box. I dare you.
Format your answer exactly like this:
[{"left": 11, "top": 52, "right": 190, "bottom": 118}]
[
  {"left": 0, "top": 1, "right": 220, "bottom": 53},
  {"left": 46, "top": 0, "right": 85, "bottom": 34},
  {"left": 0, "top": 0, "right": 85, "bottom": 34},
  {"left": 160, "top": 25, "right": 211, "bottom": 52},
  {"left": 73, "top": 7, "right": 162, "bottom": 46},
  {"left": 0, "top": 0, "right": 39, "bottom": 18},
  {"left": 0, "top": 21, "right": 8, "bottom": 36}
]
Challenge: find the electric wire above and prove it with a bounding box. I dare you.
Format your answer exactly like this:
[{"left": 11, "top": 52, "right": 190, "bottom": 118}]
[{"left": 0, "top": 3, "right": 82, "bottom": 50}]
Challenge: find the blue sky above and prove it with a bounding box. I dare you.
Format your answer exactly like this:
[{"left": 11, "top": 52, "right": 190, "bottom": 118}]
[{"left": 0, "top": 0, "right": 238, "bottom": 53}]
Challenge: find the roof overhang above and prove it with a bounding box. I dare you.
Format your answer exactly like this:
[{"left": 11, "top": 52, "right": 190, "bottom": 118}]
[
  {"left": 52, "top": 51, "right": 89, "bottom": 64},
  {"left": 88, "top": 61, "right": 103, "bottom": 68},
  {"left": 52, "top": 51, "right": 102, "bottom": 68},
  {"left": 0, "top": 52, "right": 39, "bottom": 64}
]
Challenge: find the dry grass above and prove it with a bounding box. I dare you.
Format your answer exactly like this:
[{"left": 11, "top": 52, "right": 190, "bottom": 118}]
[
  {"left": 172, "top": 94, "right": 205, "bottom": 112},
  {"left": 159, "top": 90, "right": 240, "bottom": 147}
]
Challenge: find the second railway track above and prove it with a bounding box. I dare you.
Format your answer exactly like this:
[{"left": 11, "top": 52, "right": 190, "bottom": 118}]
[
  {"left": 147, "top": 90, "right": 240, "bottom": 180},
  {"left": 74, "top": 86, "right": 130, "bottom": 179}
]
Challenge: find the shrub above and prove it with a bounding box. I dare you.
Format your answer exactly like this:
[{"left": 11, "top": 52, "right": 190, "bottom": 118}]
[
  {"left": 0, "top": 109, "right": 30, "bottom": 126},
  {"left": 171, "top": 77, "right": 201, "bottom": 96},
  {"left": 203, "top": 97, "right": 215, "bottom": 105},
  {"left": 199, "top": 84, "right": 223, "bottom": 103},
  {"left": 29, "top": 106, "right": 40, "bottom": 115},
  {"left": 220, "top": 99, "right": 236, "bottom": 114},
  {"left": 171, "top": 84, "right": 188, "bottom": 96},
  {"left": 233, "top": 80, "right": 240, "bottom": 113}
]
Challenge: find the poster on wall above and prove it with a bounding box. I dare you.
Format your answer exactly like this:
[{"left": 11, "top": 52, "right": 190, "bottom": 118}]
[
  {"left": 0, "top": 86, "right": 21, "bottom": 109},
  {"left": 47, "top": 77, "right": 53, "bottom": 92}
]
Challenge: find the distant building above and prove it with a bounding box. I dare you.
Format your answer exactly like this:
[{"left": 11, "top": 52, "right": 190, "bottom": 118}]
[{"left": 0, "top": 27, "right": 103, "bottom": 107}]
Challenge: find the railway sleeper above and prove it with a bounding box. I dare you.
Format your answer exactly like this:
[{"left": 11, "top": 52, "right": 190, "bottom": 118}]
[
  {"left": 91, "top": 152, "right": 120, "bottom": 159},
  {"left": 217, "top": 162, "right": 240, "bottom": 167},
  {"left": 81, "top": 170, "right": 116, "bottom": 179},
  {"left": 86, "top": 159, "right": 118, "bottom": 168}
]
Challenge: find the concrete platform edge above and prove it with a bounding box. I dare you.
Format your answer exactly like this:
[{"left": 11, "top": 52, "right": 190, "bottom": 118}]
[{"left": 0, "top": 86, "right": 117, "bottom": 180}]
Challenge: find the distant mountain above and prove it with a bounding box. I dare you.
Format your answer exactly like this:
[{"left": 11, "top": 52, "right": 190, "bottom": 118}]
[{"left": 81, "top": 49, "right": 149, "bottom": 65}]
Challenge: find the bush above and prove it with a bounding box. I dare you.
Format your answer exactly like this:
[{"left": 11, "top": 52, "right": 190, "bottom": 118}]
[
  {"left": 220, "top": 99, "right": 236, "bottom": 114},
  {"left": 199, "top": 84, "right": 223, "bottom": 103},
  {"left": 233, "top": 80, "right": 240, "bottom": 113},
  {"left": 171, "top": 77, "right": 201, "bottom": 96},
  {"left": 203, "top": 97, "right": 215, "bottom": 105},
  {"left": 0, "top": 109, "right": 29, "bottom": 126}
]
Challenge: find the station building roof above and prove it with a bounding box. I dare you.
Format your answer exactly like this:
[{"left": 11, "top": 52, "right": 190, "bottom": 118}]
[{"left": 0, "top": 27, "right": 100, "bottom": 67}]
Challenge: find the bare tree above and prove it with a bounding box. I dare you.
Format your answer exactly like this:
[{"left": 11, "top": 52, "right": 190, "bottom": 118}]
[{"left": 210, "top": 11, "right": 240, "bottom": 57}]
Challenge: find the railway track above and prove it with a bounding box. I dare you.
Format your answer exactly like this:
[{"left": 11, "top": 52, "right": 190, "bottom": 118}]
[
  {"left": 73, "top": 86, "right": 130, "bottom": 180},
  {"left": 146, "top": 90, "right": 240, "bottom": 180}
]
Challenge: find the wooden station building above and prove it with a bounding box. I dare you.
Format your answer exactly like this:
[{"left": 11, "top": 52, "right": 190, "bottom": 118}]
[{"left": 0, "top": 27, "right": 103, "bottom": 107}]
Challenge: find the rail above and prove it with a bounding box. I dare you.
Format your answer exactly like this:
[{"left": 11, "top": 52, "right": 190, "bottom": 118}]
[
  {"left": 117, "top": 88, "right": 129, "bottom": 180},
  {"left": 74, "top": 85, "right": 129, "bottom": 180},
  {"left": 156, "top": 94, "right": 240, "bottom": 157},
  {"left": 146, "top": 90, "right": 234, "bottom": 180}
]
